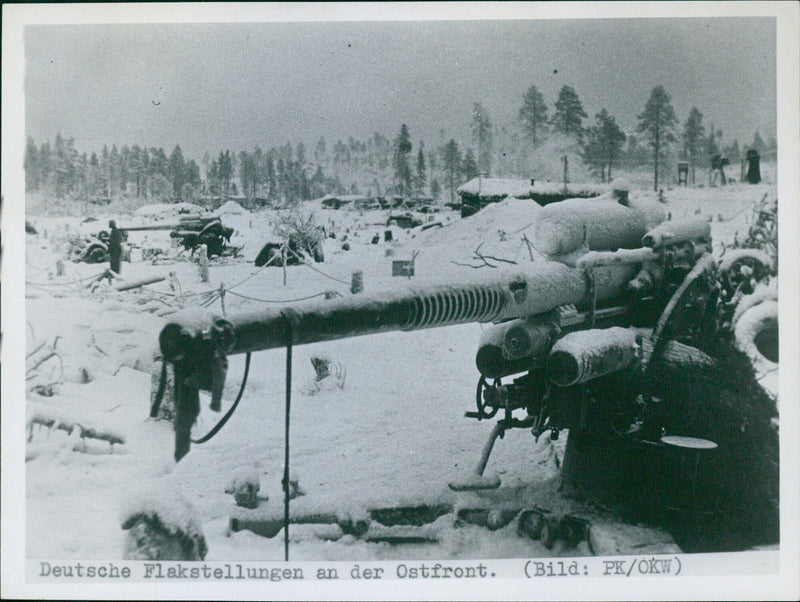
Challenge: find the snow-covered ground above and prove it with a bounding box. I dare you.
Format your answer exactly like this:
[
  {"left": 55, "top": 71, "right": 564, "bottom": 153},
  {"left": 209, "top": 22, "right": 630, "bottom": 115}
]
[{"left": 23, "top": 179, "right": 778, "bottom": 561}]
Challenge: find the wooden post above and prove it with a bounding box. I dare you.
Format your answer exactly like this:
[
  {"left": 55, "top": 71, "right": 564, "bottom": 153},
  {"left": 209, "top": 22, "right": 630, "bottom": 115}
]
[
  {"left": 350, "top": 270, "right": 363, "bottom": 294},
  {"left": 198, "top": 244, "right": 209, "bottom": 283},
  {"left": 282, "top": 243, "right": 287, "bottom": 286},
  {"left": 219, "top": 283, "right": 226, "bottom": 316}
]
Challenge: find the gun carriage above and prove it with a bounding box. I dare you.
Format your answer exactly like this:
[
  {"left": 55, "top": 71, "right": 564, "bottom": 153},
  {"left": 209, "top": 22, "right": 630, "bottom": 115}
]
[{"left": 120, "top": 215, "right": 235, "bottom": 258}]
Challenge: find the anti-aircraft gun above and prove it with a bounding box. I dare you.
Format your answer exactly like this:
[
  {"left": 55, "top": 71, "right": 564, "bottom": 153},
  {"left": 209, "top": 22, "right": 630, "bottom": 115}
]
[{"left": 155, "top": 196, "right": 774, "bottom": 499}]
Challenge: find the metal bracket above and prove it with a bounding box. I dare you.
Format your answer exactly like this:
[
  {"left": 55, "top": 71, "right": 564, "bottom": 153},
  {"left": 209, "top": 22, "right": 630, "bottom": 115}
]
[{"left": 583, "top": 269, "right": 597, "bottom": 328}]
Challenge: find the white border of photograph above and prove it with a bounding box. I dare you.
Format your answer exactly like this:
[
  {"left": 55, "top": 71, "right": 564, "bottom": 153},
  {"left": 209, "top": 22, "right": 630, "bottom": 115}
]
[{"left": 3, "top": 2, "right": 798, "bottom": 600}]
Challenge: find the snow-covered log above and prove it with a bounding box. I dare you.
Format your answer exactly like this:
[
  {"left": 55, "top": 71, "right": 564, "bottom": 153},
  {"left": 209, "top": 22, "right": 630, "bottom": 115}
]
[
  {"left": 113, "top": 275, "right": 166, "bottom": 292},
  {"left": 547, "top": 327, "right": 640, "bottom": 386},
  {"left": 27, "top": 402, "right": 126, "bottom": 447},
  {"left": 642, "top": 218, "right": 711, "bottom": 248},
  {"left": 533, "top": 198, "right": 657, "bottom": 256}
]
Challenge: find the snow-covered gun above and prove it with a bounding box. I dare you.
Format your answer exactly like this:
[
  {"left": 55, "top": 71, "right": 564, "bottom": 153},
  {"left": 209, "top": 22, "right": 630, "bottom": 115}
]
[
  {"left": 120, "top": 216, "right": 234, "bottom": 257},
  {"left": 156, "top": 197, "right": 769, "bottom": 495}
]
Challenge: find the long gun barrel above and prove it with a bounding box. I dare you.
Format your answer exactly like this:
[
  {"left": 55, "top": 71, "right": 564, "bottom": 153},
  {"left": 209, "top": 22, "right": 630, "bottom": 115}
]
[
  {"left": 119, "top": 224, "right": 182, "bottom": 232},
  {"left": 159, "top": 262, "right": 638, "bottom": 360}
]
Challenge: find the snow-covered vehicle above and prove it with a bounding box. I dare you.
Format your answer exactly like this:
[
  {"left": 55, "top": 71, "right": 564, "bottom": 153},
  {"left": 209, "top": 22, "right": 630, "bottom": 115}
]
[{"left": 386, "top": 212, "right": 423, "bottom": 229}]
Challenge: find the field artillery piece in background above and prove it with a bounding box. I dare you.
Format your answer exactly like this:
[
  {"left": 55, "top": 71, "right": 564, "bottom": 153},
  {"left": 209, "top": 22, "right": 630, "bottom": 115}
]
[
  {"left": 168, "top": 216, "right": 234, "bottom": 258},
  {"left": 156, "top": 196, "right": 778, "bottom": 551},
  {"left": 121, "top": 215, "right": 236, "bottom": 258}
]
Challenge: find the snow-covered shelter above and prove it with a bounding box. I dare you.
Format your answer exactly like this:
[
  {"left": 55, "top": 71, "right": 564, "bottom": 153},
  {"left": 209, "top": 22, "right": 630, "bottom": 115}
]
[
  {"left": 320, "top": 194, "right": 365, "bottom": 210},
  {"left": 457, "top": 177, "right": 609, "bottom": 217}
]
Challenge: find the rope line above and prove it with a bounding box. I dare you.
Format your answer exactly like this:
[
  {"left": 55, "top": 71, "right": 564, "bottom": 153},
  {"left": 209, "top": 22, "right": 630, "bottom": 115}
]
[
  {"left": 284, "top": 246, "right": 350, "bottom": 285},
  {"left": 225, "top": 245, "right": 284, "bottom": 291},
  {"left": 224, "top": 289, "right": 328, "bottom": 304},
  {"left": 26, "top": 270, "right": 106, "bottom": 287},
  {"left": 298, "top": 262, "right": 350, "bottom": 285}
]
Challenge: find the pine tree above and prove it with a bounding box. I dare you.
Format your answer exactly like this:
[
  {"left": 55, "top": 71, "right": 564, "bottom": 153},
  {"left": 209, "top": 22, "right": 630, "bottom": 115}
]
[
  {"left": 89, "top": 152, "right": 101, "bottom": 199},
  {"left": 415, "top": 143, "right": 427, "bottom": 196},
  {"left": 583, "top": 109, "right": 626, "bottom": 183},
  {"left": 109, "top": 144, "right": 122, "bottom": 198},
  {"left": 168, "top": 145, "right": 186, "bottom": 198},
  {"left": 442, "top": 138, "right": 461, "bottom": 203},
  {"left": 393, "top": 124, "right": 413, "bottom": 196},
  {"left": 682, "top": 107, "right": 705, "bottom": 184},
  {"left": 637, "top": 85, "right": 678, "bottom": 191},
  {"left": 462, "top": 148, "right": 478, "bottom": 181},
  {"left": 54, "top": 133, "right": 70, "bottom": 198},
  {"left": 266, "top": 153, "right": 277, "bottom": 201},
  {"left": 25, "top": 137, "right": 39, "bottom": 191},
  {"left": 519, "top": 84, "right": 548, "bottom": 147},
  {"left": 430, "top": 178, "right": 441, "bottom": 201},
  {"left": 471, "top": 103, "right": 493, "bottom": 175},
  {"left": 141, "top": 148, "right": 151, "bottom": 198},
  {"left": 550, "top": 85, "right": 587, "bottom": 141},
  {"left": 239, "top": 150, "right": 257, "bottom": 199},
  {"left": 218, "top": 150, "right": 233, "bottom": 199},
  {"left": 315, "top": 137, "right": 326, "bottom": 164},
  {"left": 39, "top": 142, "right": 53, "bottom": 193}
]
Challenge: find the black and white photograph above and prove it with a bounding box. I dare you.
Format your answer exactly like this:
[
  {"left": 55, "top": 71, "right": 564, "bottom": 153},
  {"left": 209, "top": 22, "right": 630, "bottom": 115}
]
[{"left": 2, "top": 2, "right": 799, "bottom": 600}]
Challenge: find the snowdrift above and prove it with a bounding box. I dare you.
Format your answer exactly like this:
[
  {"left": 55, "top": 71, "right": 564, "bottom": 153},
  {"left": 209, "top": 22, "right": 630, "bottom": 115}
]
[{"left": 215, "top": 200, "right": 247, "bottom": 215}]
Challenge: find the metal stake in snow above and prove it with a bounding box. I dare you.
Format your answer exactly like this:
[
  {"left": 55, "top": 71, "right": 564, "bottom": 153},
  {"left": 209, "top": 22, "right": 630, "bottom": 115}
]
[{"left": 282, "top": 315, "right": 293, "bottom": 561}]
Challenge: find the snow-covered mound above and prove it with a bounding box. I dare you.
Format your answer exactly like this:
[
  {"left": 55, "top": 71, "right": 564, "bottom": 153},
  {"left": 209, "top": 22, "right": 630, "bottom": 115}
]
[
  {"left": 26, "top": 296, "right": 164, "bottom": 383},
  {"left": 410, "top": 197, "right": 544, "bottom": 274},
  {"left": 215, "top": 200, "right": 247, "bottom": 215}
]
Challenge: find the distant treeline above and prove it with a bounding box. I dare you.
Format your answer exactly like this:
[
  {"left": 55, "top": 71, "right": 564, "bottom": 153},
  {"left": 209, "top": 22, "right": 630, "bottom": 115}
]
[{"left": 26, "top": 84, "right": 776, "bottom": 204}]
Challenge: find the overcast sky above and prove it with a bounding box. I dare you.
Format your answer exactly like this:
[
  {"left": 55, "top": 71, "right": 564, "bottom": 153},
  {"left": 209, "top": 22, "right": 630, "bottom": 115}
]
[{"left": 24, "top": 17, "right": 776, "bottom": 161}]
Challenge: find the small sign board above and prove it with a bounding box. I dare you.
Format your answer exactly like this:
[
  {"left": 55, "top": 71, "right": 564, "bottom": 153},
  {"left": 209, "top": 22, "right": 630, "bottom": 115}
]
[{"left": 392, "top": 260, "right": 415, "bottom": 278}]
